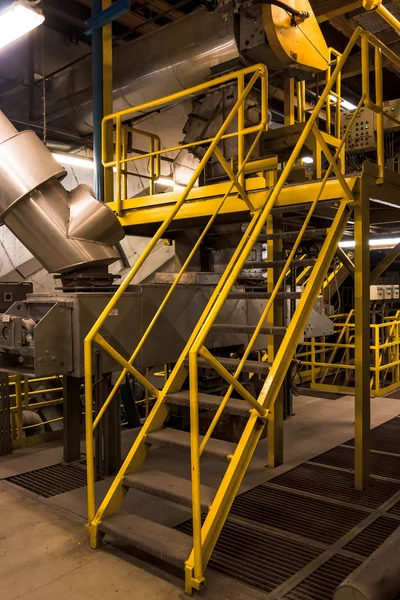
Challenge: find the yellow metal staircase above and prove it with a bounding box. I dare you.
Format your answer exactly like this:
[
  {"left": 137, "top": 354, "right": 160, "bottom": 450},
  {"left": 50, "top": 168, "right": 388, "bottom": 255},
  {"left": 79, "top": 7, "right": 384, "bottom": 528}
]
[{"left": 83, "top": 27, "right": 399, "bottom": 594}]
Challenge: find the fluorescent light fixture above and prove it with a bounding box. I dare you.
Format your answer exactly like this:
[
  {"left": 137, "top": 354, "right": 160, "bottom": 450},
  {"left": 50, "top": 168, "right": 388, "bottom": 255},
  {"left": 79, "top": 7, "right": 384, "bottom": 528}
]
[
  {"left": 52, "top": 153, "right": 95, "bottom": 170},
  {"left": 302, "top": 156, "right": 313, "bottom": 164},
  {"left": 329, "top": 94, "right": 357, "bottom": 111},
  {"left": 339, "top": 237, "right": 400, "bottom": 249},
  {"left": 341, "top": 99, "right": 358, "bottom": 111},
  {"left": 0, "top": 1, "right": 44, "bottom": 51},
  {"left": 156, "top": 177, "right": 174, "bottom": 187}
]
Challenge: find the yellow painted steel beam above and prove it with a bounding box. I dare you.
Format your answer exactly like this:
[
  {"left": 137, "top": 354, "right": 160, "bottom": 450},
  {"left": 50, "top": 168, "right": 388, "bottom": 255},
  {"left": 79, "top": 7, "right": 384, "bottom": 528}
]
[
  {"left": 354, "top": 178, "right": 371, "bottom": 491},
  {"left": 370, "top": 241, "right": 400, "bottom": 284},
  {"left": 336, "top": 247, "right": 355, "bottom": 275},
  {"left": 267, "top": 214, "right": 284, "bottom": 468},
  {"left": 113, "top": 176, "right": 359, "bottom": 231}
]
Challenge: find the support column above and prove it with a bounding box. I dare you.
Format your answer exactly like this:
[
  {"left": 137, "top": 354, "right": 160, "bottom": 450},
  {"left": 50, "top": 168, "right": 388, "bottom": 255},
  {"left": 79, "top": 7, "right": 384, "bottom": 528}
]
[
  {"left": 354, "top": 177, "right": 370, "bottom": 490},
  {"left": 284, "top": 78, "right": 295, "bottom": 126},
  {"left": 102, "top": 0, "right": 114, "bottom": 203},
  {"left": 63, "top": 375, "right": 83, "bottom": 462},
  {"left": 92, "top": 0, "right": 104, "bottom": 201},
  {"left": 267, "top": 214, "right": 284, "bottom": 467}
]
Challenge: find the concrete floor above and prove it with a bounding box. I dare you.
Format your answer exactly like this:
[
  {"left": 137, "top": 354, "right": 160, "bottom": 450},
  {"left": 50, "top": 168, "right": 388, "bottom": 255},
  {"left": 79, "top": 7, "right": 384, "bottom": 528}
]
[{"left": 0, "top": 393, "right": 399, "bottom": 600}]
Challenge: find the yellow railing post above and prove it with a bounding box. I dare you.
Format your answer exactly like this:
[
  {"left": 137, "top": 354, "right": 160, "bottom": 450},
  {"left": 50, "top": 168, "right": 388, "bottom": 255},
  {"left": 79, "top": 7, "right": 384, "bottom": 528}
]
[{"left": 188, "top": 349, "right": 203, "bottom": 585}]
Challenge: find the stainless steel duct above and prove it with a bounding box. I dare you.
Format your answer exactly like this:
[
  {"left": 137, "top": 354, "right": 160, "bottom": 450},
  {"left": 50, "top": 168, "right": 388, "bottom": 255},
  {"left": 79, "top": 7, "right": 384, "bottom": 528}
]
[
  {"left": 3, "top": 9, "right": 239, "bottom": 135},
  {"left": 0, "top": 111, "right": 124, "bottom": 274}
]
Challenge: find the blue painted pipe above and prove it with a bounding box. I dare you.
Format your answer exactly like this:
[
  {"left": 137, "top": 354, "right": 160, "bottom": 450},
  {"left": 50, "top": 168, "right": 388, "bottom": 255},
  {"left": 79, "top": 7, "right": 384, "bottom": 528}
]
[{"left": 92, "top": 0, "right": 104, "bottom": 201}]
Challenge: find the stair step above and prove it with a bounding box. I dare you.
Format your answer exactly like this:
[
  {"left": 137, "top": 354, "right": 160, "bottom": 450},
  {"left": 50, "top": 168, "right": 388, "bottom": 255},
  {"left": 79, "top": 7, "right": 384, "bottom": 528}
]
[
  {"left": 123, "top": 470, "right": 215, "bottom": 511},
  {"left": 212, "top": 323, "right": 287, "bottom": 335},
  {"left": 147, "top": 427, "right": 237, "bottom": 460},
  {"left": 259, "top": 228, "right": 327, "bottom": 241},
  {"left": 98, "top": 512, "right": 192, "bottom": 568},
  {"left": 271, "top": 199, "right": 337, "bottom": 215},
  {"left": 228, "top": 291, "right": 301, "bottom": 300},
  {"left": 166, "top": 390, "right": 252, "bottom": 416},
  {"left": 243, "top": 259, "right": 316, "bottom": 269},
  {"left": 183, "top": 355, "right": 271, "bottom": 374}
]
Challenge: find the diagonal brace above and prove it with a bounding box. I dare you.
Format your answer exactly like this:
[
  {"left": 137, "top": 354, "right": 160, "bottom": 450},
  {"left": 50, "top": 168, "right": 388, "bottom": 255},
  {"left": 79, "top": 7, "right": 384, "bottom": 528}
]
[
  {"left": 94, "top": 333, "right": 159, "bottom": 428},
  {"left": 370, "top": 241, "right": 400, "bottom": 284},
  {"left": 312, "top": 125, "right": 355, "bottom": 202},
  {"left": 199, "top": 346, "right": 267, "bottom": 418},
  {"left": 213, "top": 146, "right": 256, "bottom": 212}
]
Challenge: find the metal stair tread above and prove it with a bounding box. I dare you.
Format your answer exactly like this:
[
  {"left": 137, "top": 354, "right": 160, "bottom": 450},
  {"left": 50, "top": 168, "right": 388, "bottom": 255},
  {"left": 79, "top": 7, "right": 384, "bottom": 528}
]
[
  {"left": 212, "top": 323, "right": 287, "bottom": 335},
  {"left": 166, "top": 390, "right": 253, "bottom": 416},
  {"left": 183, "top": 355, "right": 271, "bottom": 374},
  {"left": 147, "top": 427, "right": 237, "bottom": 460},
  {"left": 228, "top": 291, "right": 301, "bottom": 300},
  {"left": 123, "top": 469, "right": 215, "bottom": 510},
  {"left": 98, "top": 512, "right": 192, "bottom": 568},
  {"left": 259, "top": 228, "right": 327, "bottom": 241},
  {"left": 243, "top": 259, "right": 316, "bottom": 268}
]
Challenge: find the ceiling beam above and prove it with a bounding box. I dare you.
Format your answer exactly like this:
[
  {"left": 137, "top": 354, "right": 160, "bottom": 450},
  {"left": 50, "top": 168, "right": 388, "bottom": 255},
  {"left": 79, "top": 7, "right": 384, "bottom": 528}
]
[
  {"left": 136, "top": 0, "right": 185, "bottom": 20},
  {"left": 75, "top": 0, "right": 159, "bottom": 34},
  {"left": 316, "top": 0, "right": 361, "bottom": 23}
]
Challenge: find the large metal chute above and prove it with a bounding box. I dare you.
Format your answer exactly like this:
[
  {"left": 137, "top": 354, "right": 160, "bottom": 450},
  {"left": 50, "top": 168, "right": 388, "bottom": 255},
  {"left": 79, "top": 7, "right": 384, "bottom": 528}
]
[{"left": 0, "top": 111, "right": 124, "bottom": 275}]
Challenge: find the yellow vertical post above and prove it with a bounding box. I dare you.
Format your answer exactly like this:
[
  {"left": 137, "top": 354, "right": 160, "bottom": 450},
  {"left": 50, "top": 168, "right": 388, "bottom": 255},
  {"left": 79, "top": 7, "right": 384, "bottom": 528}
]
[
  {"left": 102, "top": 0, "right": 114, "bottom": 203},
  {"left": 354, "top": 178, "right": 370, "bottom": 490},
  {"left": 375, "top": 46, "right": 384, "bottom": 180},
  {"left": 284, "top": 77, "right": 295, "bottom": 126},
  {"left": 237, "top": 74, "right": 245, "bottom": 187},
  {"left": 15, "top": 375, "right": 23, "bottom": 440},
  {"left": 267, "top": 214, "right": 284, "bottom": 467},
  {"left": 150, "top": 137, "right": 155, "bottom": 195},
  {"left": 374, "top": 326, "right": 380, "bottom": 395},
  {"left": 188, "top": 350, "right": 203, "bottom": 585},
  {"left": 296, "top": 80, "right": 304, "bottom": 123}
]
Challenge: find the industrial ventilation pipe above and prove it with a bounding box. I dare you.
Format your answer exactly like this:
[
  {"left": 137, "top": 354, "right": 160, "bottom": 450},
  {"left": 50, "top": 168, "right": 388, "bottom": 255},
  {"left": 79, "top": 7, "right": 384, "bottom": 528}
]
[{"left": 0, "top": 111, "right": 124, "bottom": 274}]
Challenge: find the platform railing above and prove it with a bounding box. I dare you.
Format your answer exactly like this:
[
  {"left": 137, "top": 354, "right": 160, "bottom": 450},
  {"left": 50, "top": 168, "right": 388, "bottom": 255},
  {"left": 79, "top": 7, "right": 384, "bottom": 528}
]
[{"left": 301, "top": 313, "right": 400, "bottom": 396}]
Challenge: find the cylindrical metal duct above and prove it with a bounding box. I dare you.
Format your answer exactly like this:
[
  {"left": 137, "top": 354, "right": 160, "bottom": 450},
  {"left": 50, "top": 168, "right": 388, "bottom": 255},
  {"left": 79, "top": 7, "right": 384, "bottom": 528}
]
[
  {"left": 0, "top": 110, "right": 124, "bottom": 274},
  {"left": 3, "top": 9, "right": 239, "bottom": 135}
]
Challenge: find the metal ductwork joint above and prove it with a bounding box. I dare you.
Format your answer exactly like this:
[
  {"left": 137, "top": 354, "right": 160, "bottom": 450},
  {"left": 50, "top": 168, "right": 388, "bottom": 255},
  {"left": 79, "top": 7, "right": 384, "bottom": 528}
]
[{"left": 0, "top": 111, "right": 124, "bottom": 274}]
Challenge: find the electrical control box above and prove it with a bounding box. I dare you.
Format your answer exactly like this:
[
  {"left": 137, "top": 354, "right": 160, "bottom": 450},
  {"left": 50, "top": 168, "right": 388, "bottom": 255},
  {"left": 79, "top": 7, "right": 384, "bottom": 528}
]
[
  {"left": 384, "top": 285, "right": 393, "bottom": 300},
  {"left": 393, "top": 285, "right": 400, "bottom": 299},
  {"left": 382, "top": 99, "right": 400, "bottom": 131},
  {"left": 340, "top": 106, "right": 376, "bottom": 152},
  {"left": 370, "top": 285, "right": 384, "bottom": 300}
]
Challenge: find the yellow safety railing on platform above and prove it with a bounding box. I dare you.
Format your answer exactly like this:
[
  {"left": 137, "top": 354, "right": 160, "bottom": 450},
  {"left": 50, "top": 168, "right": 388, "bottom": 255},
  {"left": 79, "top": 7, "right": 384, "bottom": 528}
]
[
  {"left": 301, "top": 312, "right": 400, "bottom": 396},
  {"left": 84, "top": 27, "right": 400, "bottom": 593},
  {"left": 8, "top": 374, "right": 65, "bottom": 447}
]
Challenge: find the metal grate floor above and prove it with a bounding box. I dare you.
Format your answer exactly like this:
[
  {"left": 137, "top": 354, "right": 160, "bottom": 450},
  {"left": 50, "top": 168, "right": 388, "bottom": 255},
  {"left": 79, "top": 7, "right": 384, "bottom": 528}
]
[
  {"left": 269, "top": 462, "right": 400, "bottom": 509},
  {"left": 344, "top": 416, "right": 400, "bottom": 454},
  {"left": 343, "top": 516, "right": 400, "bottom": 557},
  {"left": 229, "top": 484, "right": 367, "bottom": 545},
  {"left": 175, "top": 415, "right": 400, "bottom": 597},
  {"left": 177, "top": 516, "right": 322, "bottom": 594},
  {"left": 310, "top": 444, "right": 400, "bottom": 480},
  {"left": 6, "top": 463, "right": 87, "bottom": 498},
  {"left": 283, "top": 555, "right": 362, "bottom": 600}
]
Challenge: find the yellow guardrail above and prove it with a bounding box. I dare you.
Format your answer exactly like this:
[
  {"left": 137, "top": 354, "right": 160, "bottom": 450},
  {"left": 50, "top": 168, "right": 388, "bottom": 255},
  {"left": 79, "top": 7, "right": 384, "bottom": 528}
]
[
  {"left": 8, "top": 374, "right": 65, "bottom": 446},
  {"left": 301, "top": 312, "right": 400, "bottom": 396}
]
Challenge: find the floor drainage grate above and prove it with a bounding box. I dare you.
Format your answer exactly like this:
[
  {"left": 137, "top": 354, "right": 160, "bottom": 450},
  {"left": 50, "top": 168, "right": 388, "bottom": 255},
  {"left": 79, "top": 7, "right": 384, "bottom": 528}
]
[
  {"left": 344, "top": 417, "right": 400, "bottom": 455},
  {"left": 229, "top": 485, "right": 367, "bottom": 545},
  {"left": 6, "top": 463, "right": 87, "bottom": 498},
  {"left": 310, "top": 445, "right": 400, "bottom": 480},
  {"left": 283, "top": 555, "right": 362, "bottom": 600},
  {"left": 177, "top": 516, "right": 322, "bottom": 594},
  {"left": 269, "top": 463, "right": 400, "bottom": 509},
  {"left": 389, "top": 500, "right": 400, "bottom": 517},
  {"left": 342, "top": 516, "right": 400, "bottom": 557}
]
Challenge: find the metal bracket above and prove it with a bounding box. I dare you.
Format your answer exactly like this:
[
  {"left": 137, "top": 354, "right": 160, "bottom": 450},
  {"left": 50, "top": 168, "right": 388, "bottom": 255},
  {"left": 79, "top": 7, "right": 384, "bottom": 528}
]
[{"left": 85, "top": 0, "right": 130, "bottom": 35}]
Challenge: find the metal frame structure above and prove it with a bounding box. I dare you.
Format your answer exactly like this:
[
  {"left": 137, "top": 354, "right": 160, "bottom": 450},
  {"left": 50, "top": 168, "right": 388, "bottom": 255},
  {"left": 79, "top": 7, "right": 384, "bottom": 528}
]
[{"left": 82, "top": 21, "right": 400, "bottom": 594}]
